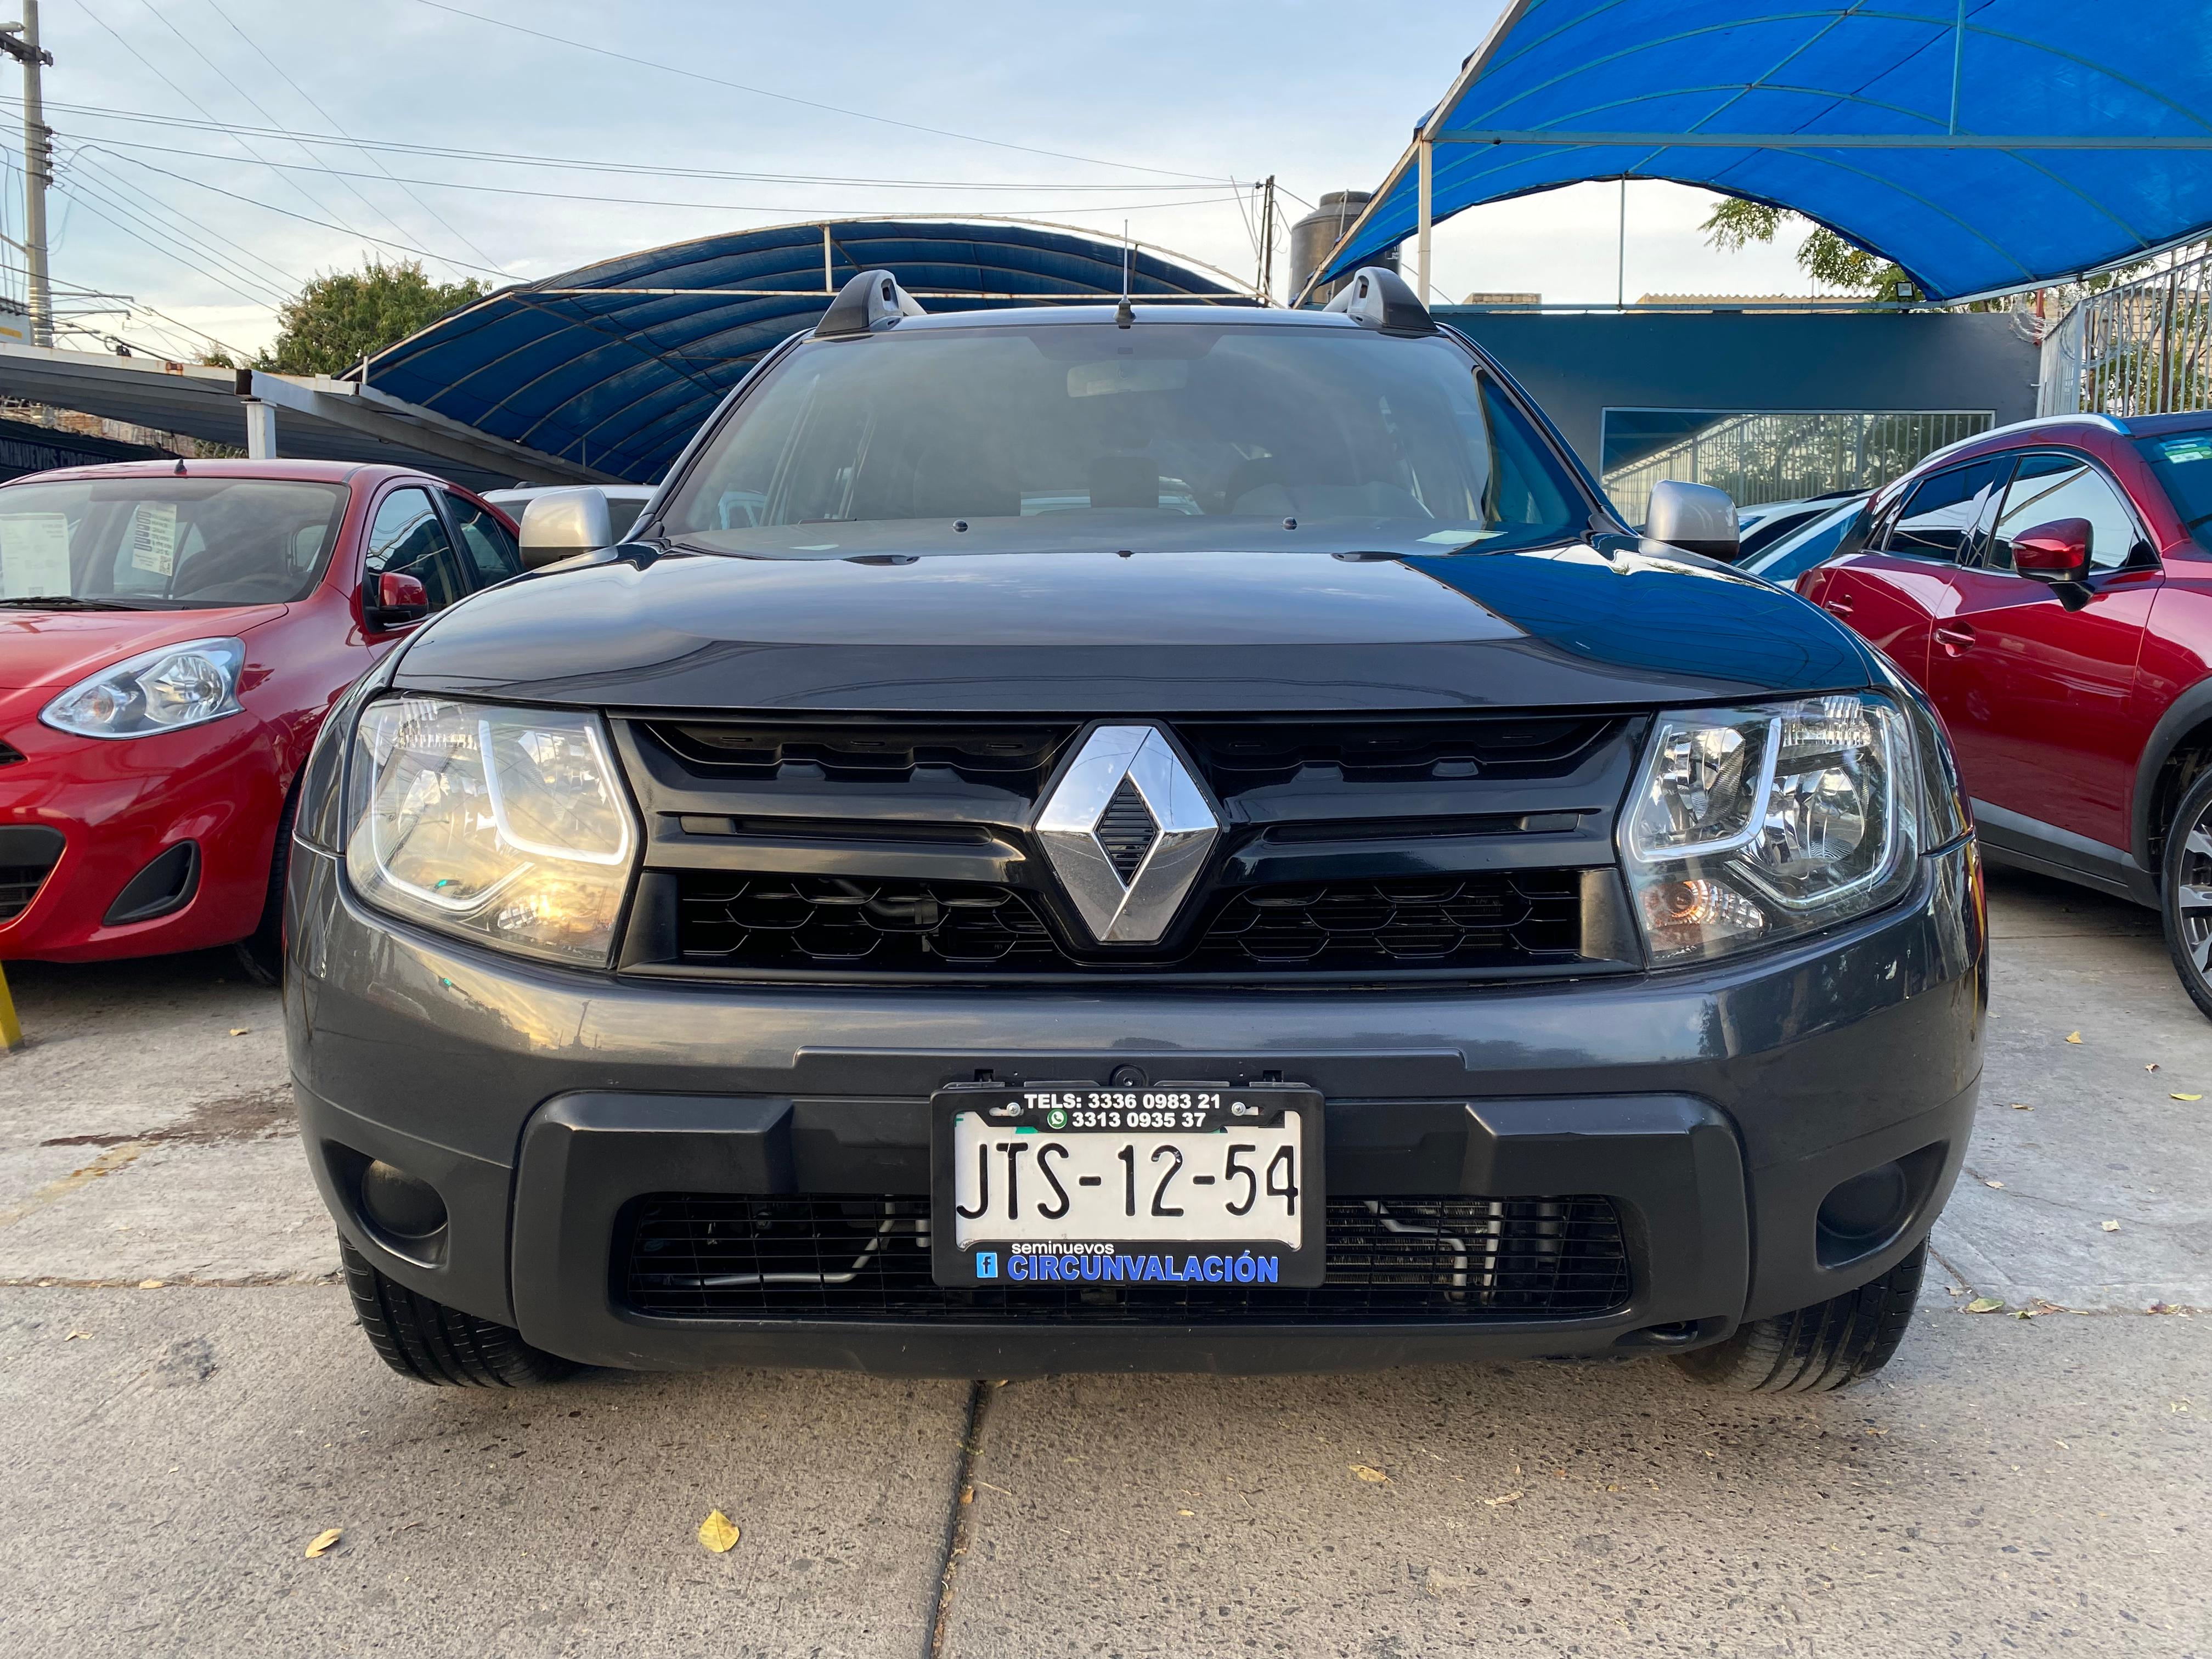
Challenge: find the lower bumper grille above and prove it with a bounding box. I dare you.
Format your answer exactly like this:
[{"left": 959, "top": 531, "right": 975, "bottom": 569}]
[
  {"left": 622, "top": 1194, "right": 1630, "bottom": 1324},
  {"left": 0, "top": 826, "right": 64, "bottom": 923}
]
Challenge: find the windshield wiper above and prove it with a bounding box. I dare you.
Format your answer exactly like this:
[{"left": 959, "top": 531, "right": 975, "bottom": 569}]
[{"left": 0, "top": 594, "right": 170, "bottom": 611}]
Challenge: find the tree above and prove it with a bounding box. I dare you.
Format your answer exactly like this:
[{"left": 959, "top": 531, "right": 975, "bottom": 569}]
[
  {"left": 257, "top": 258, "right": 486, "bottom": 377},
  {"left": 1700, "top": 199, "right": 1914, "bottom": 298},
  {"left": 1701, "top": 197, "right": 2156, "bottom": 310}
]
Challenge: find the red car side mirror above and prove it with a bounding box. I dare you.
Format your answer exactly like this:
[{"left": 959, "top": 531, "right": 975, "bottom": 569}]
[
  {"left": 364, "top": 569, "right": 431, "bottom": 629},
  {"left": 2011, "top": 517, "right": 2093, "bottom": 584}
]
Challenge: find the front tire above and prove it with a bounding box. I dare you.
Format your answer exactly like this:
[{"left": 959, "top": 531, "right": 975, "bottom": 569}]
[
  {"left": 1673, "top": 1240, "right": 1925, "bottom": 1392},
  {"left": 340, "top": 1237, "right": 577, "bottom": 1387},
  {"left": 2160, "top": 766, "right": 2212, "bottom": 1021}
]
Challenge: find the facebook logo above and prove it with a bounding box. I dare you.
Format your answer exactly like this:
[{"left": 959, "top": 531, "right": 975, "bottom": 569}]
[{"left": 975, "top": 1252, "right": 999, "bottom": 1279}]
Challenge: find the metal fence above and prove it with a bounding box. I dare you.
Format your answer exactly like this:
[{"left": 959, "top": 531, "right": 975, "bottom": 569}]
[
  {"left": 2038, "top": 246, "right": 2212, "bottom": 419},
  {"left": 1601, "top": 409, "right": 1995, "bottom": 524}
]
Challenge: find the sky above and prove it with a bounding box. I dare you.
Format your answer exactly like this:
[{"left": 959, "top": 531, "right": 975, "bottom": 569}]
[{"left": 1, "top": 0, "right": 1818, "bottom": 362}]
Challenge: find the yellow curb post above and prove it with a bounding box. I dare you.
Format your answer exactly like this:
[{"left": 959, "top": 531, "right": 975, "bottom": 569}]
[{"left": 0, "top": 962, "right": 22, "bottom": 1051}]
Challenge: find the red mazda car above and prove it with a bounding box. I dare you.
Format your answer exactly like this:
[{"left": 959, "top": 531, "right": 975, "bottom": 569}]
[
  {"left": 1799, "top": 413, "right": 2212, "bottom": 1014},
  {"left": 1, "top": 459, "right": 522, "bottom": 974}
]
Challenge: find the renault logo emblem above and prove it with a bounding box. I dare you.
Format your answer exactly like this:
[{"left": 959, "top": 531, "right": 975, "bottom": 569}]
[{"left": 1036, "top": 724, "right": 1220, "bottom": 944}]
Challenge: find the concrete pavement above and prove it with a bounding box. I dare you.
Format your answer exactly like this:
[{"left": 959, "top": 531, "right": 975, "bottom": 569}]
[{"left": 1, "top": 866, "right": 2206, "bottom": 1657}]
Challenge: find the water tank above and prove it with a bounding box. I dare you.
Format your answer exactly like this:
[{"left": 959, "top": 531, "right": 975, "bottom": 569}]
[{"left": 1288, "top": 191, "right": 1400, "bottom": 306}]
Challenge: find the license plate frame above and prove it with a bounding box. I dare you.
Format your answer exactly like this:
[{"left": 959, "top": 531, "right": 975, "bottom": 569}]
[{"left": 928, "top": 1081, "right": 1327, "bottom": 1289}]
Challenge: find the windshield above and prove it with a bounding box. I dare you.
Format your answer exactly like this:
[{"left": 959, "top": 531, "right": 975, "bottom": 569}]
[
  {"left": 658, "top": 321, "right": 1587, "bottom": 557},
  {"left": 2140, "top": 430, "right": 2212, "bottom": 533},
  {"left": 0, "top": 477, "right": 348, "bottom": 607}
]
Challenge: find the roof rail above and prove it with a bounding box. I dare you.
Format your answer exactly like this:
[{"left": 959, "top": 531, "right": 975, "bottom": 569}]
[
  {"left": 815, "top": 269, "right": 927, "bottom": 338},
  {"left": 1322, "top": 266, "right": 1435, "bottom": 335}
]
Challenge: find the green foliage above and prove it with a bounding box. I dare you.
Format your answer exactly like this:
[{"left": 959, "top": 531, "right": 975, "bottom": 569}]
[
  {"left": 257, "top": 258, "right": 486, "bottom": 377},
  {"left": 1697, "top": 199, "right": 1911, "bottom": 298}
]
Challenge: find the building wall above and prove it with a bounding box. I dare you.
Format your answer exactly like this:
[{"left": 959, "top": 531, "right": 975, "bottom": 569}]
[{"left": 1440, "top": 309, "right": 2041, "bottom": 476}]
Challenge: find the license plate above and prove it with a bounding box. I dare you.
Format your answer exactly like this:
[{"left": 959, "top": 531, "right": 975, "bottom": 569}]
[{"left": 929, "top": 1082, "right": 1325, "bottom": 1288}]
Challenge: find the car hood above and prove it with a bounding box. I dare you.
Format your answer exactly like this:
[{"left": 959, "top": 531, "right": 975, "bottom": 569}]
[
  {"left": 0, "top": 604, "right": 289, "bottom": 690},
  {"left": 392, "top": 542, "right": 1875, "bottom": 714}
]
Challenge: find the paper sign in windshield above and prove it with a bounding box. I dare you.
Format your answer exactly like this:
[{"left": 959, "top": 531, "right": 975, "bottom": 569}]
[
  {"left": 0, "top": 512, "right": 72, "bottom": 599},
  {"left": 129, "top": 502, "right": 178, "bottom": 577},
  {"left": 2158, "top": 436, "right": 2212, "bottom": 465}
]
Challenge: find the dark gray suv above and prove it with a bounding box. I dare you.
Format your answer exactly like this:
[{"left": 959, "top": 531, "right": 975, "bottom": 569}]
[{"left": 284, "top": 269, "right": 1983, "bottom": 1391}]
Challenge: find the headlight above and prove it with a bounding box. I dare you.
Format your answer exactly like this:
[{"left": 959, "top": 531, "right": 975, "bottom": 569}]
[
  {"left": 345, "top": 696, "right": 637, "bottom": 966},
  {"left": 1621, "top": 693, "right": 1918, "bottom": 963},
  {"left": 40, "top": 637, "right": 245, "bottom": 738}
]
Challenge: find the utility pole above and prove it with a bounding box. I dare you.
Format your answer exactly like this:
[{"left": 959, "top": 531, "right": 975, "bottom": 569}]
[
  {"left": 1257, "top": 176, "right": 1276, "bottom": 304},
  {"left": 1, "top": 1, "right": 54, "bottom": 347}
]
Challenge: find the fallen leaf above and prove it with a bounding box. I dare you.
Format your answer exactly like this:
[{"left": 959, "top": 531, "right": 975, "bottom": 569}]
[
  {"left": 2066, "top": 1031, "right": 2083, "bottom": 1043},
  {"left": 2150, "top": 1302, "right": 2175, "bottom": 1314},
  {"left": 1177, "top": 1509, "right": 1195, "bottom": 1517},
  {"left": 2173, "top": 1401, "right": 2192, "bottom": 1413},
  {"left": 2147, "top": 1063, "right": 2160, "bottom": 1072},
  {"left": 2009, "top": 1102, "right": 2034, "bottom": 1111},
  {"left": 304, "top": 1528, "right": 342, "bottom": 1559},
  {"left": 138, "top": 1279, "right": 163, "bottom": 1290},
  {"left": 1984, "top": 1178, "right": 2004, "bottom": 1188},
  {"left": 1348, "top": 1464, "right": 1391, "bottom": 1484},
  {"left": 696, "top": 1510, "right": 740, "bottom": 1553},
  {"left": 228, "top": 1028, "right": 249, "bottom": 1037},
  {"left": 1965, "top": 1297, "right": 2005, "bottom": 1313},
  {"left": 65, "top": 1330, "right": 90, "bottom": 1341},
  {"left": 958, "top": 1487, "right": 973, "bottom": 1505},
  {"left": 2101, "top": 1219, "right": 2121, "bottom": 1232},
  {"left": 2056, "top": 1439, "right": 2068, "bottom": 1448},
  {"left": 1483, "top": 1490, "right": 1524, "bottom": 1506},
  {"left": 2173, "top": 1093, "right": 2203, "bottom": 1102}
]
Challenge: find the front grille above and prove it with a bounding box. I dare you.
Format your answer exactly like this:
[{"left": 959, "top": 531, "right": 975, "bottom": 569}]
[
  {"left": 673, "top": 871, "right": 1585, "bottom": 975},
  {"left": 1178, "top": 714, "right": 1617, "bottom": 792},
  {"left": 646, "top": 713, "right": 1616, "bottom": 798},
  {"left": 622, "top": 1193, "right": 1631, "bottom": 1323}
]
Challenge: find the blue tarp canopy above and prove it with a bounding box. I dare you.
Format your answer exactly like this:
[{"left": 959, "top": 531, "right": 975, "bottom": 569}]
[
  {"left": 366, "top": 220, "right": 1248, "bottom": 484},
  {"left": 1317, "top": 1, "right": 2212, "bottom": 305}
]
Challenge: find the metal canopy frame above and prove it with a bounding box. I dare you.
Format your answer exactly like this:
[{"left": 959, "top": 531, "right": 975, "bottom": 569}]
[
  {"left": 0, "top": 343, "right": 617, "bottom": 489},
  {"left": 1304, "top": 1, "right": 2212, "bottom": 309}
]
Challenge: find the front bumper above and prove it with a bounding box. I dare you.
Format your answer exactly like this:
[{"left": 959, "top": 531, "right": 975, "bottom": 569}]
[
  {"left": 287, "top": 838, "right": 1985, "bottom": 1375},
  {"left": 0, "top": 708, "right": 286, "bottom": 961}
]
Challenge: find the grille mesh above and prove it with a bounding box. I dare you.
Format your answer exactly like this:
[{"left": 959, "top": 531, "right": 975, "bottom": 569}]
[
  {"left": 673, "top": 871, "right": 1584, "bottom": 975},
  {"left": 623, "top": 1193, "right": 1630, "bottom": 1323}
]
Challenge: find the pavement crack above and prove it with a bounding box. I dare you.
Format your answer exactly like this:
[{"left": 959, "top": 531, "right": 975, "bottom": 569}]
[{"left": 927, "top": 1379, "right": 995, "bottom": 1659}]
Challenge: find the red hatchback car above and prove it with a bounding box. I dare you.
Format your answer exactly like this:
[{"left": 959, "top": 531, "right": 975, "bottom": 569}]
[
  {"left": 1, "top": 459, "right": 522, "bottom": 973},
  {"left": 1800, "top": 413, "right": 2212, "bottom": 1013}
]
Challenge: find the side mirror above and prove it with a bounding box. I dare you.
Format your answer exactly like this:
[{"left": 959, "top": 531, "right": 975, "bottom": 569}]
[
  {"left": 364, "top": 569, "right": 430, "bottom": 630},
  {"left": 1640, "top": 479, "right": 1741, "bottom": 562},
  {"left": 518, "top": 487, "right": 613, "bottom": 569},
  {"left": 2012, "top": 517, "right": 2093, "bottom": 584}
]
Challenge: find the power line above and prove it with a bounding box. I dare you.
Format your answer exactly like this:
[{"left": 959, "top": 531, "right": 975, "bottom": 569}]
[
  {"left": 72, "top": 0, "right": 404, "bottom": 263},
  {"left": 0, "top": 95, "right": 1228, "bottom": 190},
  {"left": 52, "top": 130, "right": 1249, "bottom": 219},
  {"left": 89, "top": 147, "right": 512, "bottom": 274},
  {"left": 49, "top": 180, "right": 285, "bottom": 309},
  {"left": 130, "top": 0, "right": 434, "bottom": 266},
  {"left": 65, "top": 145, "right": 304, "bottom": 290},
  {"left": 188, "top": 0, "right": 501, "bottom": 272},
  {"left": 194, "top": 0, "right": 497, "bottom": 266},
  {"left": 402, "top": 0, "right": 1223, "bottom": 183},
  {"left": 9, "top": 133, "right": 295, "bottom": 301}
]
